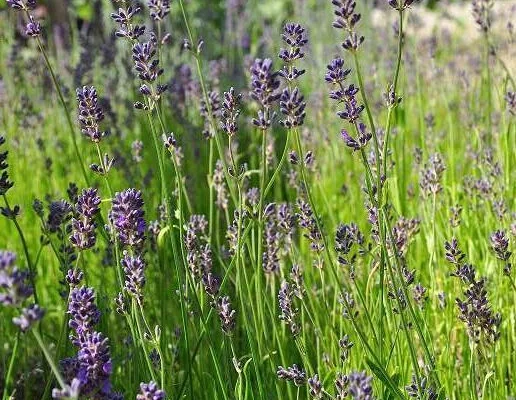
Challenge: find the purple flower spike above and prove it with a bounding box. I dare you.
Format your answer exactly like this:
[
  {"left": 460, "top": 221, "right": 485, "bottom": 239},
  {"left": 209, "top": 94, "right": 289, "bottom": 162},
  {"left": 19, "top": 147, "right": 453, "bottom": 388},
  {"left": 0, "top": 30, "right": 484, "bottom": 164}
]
[
  {"left": 68, "top": 286, "right": 101, "bottom": 342},
  {"left": 348, "top": 371, "right": 375, "bottom": 400},
  {"left": 0, "top": 251, "right": 33, "bottom": 307},
  {"left": 76, "top": 86, "right": 106, "bottom": 143},
  {"left": 109, "top": 188, "right": 146, "bottom": 248},
  {"left": 137, "top": 381, "right": 166, "bottom": 400},
  {"left": 13, "top": 304, "right": 45, "bottom": 332},
  {"left": 77, "top": 332, "right": 113, "bottom": 397},
  {"left": 121, "top": 251, "right": 146, "bottom": 303}
]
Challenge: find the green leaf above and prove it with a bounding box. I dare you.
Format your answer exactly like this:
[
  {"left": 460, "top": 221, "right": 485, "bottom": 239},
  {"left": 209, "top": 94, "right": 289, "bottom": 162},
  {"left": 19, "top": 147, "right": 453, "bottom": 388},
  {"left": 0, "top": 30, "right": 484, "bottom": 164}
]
[{"left": 366, "top": 358, "right": 406, "bottom": 400}]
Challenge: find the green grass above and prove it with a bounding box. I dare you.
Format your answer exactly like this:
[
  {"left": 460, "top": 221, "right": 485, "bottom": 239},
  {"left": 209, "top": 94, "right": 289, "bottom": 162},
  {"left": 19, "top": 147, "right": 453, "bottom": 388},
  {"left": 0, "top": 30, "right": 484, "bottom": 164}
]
[{"left": 0, "top": 0, "right": 515, "bottom": 399}]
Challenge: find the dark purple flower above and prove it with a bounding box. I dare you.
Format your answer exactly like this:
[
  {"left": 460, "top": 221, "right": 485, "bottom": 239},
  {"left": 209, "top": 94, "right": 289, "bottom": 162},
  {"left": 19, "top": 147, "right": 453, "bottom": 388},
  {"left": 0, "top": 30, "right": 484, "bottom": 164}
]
[
  {"left": 76, "top": 332, "right": 113, "bottom": 397},
  {"left": 279, "top": 87, "right": 306, "bottom": 128},
  {"left": 47, "top": 200, "right": 73, "bottom": 233},
  {"left": 406, "top": 374, "right": 438, "bottom": 400},
  {"left": 279, "top": 22, "right": 308, "bottom": 64},
  {"left": 25, "top": 15, "right": 41, "bottom": 37},
  {"left": 137, "top": 381, "right": 166, "bottom": 400},
  {"left": 0, "top": 136, "right": 14, "bottom": 196},
  {"left": 111, "top": 6, "right": 146, "bottom": 40},
  {"left": 388, "top": 0, "right": 416, "bottom": 10},
  {"left": 71, "top": 188, "right": 101, "bottom": 250},
  {"left": 456, "top": 278, "right": 501, "bottom": 345},
  {"left": 308, "top": 374, "right": 323, "bottom": 399},
  {"left": 0, "top": 251, "right": 33, "bottom": 307},
  {"left": 472, "top": 0, "right": 492, "bottom": 32},
  {"left": 220, "top": 87, "right": 242, "bottom": 137},
  {"left": 325, "top": 58, "right": 351, "bottom": 85},
  {"left": 216, "top": 296, "right": 236, "bottom": 335},
  {"left": 185, "top": 215, "right": 211, "bottom": 279},
  {"left": 121, "top": 251, "right": 146, "bottom": 303},
  {"left": 132, "top": 36, "right": 163, "bottom": 84},
  {"left": 331, "top": 0, "right": 364, "bottom": 50},
  {"left": 213, "top": 160, "right": 228, "bottom": 210},
  {"left": 277, "top": 364, "right": 306, "bottom": 386},
  {"left": 76, "top": 86, "right": 106, "bottom": 143},
  {"left": 65, "top": 268, "right": 84, "bottom": 286},
  {"left": 335, "top": 372, "right": 349, "bottom": 399},
  {"left": 109, "top": 188, "right": 146, "bottom": 248},
  {"left": 70, "top": 219, "right": 97, "bottom": 250},
  {"left": 341, "top": 123, "right": 371, "bottom": 151},
  {"left": 68, "top": 286, "right": 101, "bottom": 341},
  {"left": 339, "top": 334, "right": 354, "bottom": 362},
  {"left": 76, "top": 188, "right": 101, "bottom": 218},
  {"left": 6, "top": 0, "right": 36, "bottom": 10},
  {"left": 490, "top": 230, "right": 511, "bottom": 262},
  {"left": 296, "top": 199, "right": 324, "bottom": 255},
  {"left": 506, "top": 91, "right": 515, "bottom": 115},
  {"left": 420, "top": 153, "right": 445, "bottom": 196},
  {"left": 348, "top": 371, "right": 375, "bottom": 399},
  {"left": 278, "top": 280, "right": 299, "bottom": 336},
  {"left": 202, "top": 272, "right": 220, "bottom": 298},
  {"left": 148, "top": 0, "right": 170, "bottom": 21},
  {"left": 250, "top": 58, "right": 280, "bottom": 129},
  {"left": 13, "top": 303, "right": 45, "bottom": 332}
]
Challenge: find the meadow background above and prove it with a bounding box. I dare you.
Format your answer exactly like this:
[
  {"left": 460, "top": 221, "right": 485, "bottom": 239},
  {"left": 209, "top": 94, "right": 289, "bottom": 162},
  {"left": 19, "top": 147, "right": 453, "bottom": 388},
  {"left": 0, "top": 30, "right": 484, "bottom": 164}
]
[{"left": 0, "top": 0, "right": 515, "bottom": 399}]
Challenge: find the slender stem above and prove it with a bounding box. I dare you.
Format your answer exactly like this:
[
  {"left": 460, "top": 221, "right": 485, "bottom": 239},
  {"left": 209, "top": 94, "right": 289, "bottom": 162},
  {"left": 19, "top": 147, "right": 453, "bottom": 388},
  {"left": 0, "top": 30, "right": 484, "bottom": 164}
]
[
  {"left": 2, "top": 332, "right": 20, "bottom": 400},
  {"left": 132, "top": 300, "right": 157, "bottom": 382},
  {"left": 3, "top": 195, "right": 38, "bottom": 304},
  {"left": 263, "top": 129, "right": 291, "bottom": 198},
  {"left": 178, "top": 0, "right": 237, "bottom": 205},
  {"left": 32, "top": 330, "right": 67, "bottom": 390},
  {"left": 33, "top": 34, "right": 89, "bottom": 186}
]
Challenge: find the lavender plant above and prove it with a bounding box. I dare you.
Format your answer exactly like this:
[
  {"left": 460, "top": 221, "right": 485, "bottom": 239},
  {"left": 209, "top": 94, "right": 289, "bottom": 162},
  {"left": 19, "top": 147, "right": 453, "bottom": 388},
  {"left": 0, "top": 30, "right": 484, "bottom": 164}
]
[{"left": 1, "top": 0, "right": 515, "bottom": 398}]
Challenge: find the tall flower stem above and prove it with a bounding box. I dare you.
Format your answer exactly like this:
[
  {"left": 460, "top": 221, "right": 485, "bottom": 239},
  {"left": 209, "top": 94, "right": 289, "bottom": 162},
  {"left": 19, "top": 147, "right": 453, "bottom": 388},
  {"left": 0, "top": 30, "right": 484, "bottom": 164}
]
[
  {"left": 177, "top": 0, "right": 237, "bottom": 206},
  {"left": 2, "top": 332, "right": 20, "bottom": 400},
  {"left": 32, "top": 329, "right": 67, "bottom": 392},
  {"left": 263, "top": 129, "right": 291, "bottom": 198},
  {"left": 2, "top": 194, "right": 38, "bottom": 305},
  {"left": 31, "top": 33, "right": 89, "bottom": 186}
]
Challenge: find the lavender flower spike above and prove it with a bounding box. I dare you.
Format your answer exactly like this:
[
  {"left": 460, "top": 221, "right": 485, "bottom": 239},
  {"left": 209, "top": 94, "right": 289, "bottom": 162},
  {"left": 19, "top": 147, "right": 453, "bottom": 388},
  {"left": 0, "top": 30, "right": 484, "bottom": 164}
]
[
  {"left": 137, "top": 381, "right": 166, "bottom": 400},
  {"left": 109, "top": 188, "right": 146, "bottom": 248},
  {"left": 76, "top": 86, "right": 106, "bottom": 143},
  {"left": 71, "top": 188, "right": 101, "bottom": 250},
  {"left": 0, "top": 250, "right": 33, "bottom": 307},
  {"left": 13, "top": 303, "right": 45, "bottom": 332}
]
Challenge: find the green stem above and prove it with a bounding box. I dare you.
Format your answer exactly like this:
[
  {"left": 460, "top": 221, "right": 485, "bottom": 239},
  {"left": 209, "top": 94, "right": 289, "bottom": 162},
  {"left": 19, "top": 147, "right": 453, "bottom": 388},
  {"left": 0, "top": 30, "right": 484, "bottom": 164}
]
[
  {"left": 32, "top": 330, "right": 67, "bottom": 390},
  {"left": 3, "top": 195, "right": 38, "bottom": 305},
  {"left": 33, "top": 35, "right": 89, "bottom": 186},
  {"left": 2, "top": 332, "right": 20, "bottom": 400}
]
